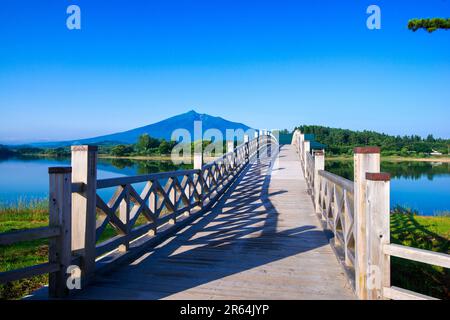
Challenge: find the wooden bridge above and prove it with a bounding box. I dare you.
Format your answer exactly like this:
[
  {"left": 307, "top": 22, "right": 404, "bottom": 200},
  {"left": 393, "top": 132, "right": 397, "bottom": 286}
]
[{"left": 1, "top": 131, "right": 449, "bottom": 300}]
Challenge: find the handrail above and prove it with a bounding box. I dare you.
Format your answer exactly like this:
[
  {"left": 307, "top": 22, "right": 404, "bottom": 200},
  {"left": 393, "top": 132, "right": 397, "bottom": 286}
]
[
  {"left": 293, "top": 128, "right": 449, "bottom": 300},
  {"left": 318, "top": 170, "right": 354, "bottom": 193},
  {"left": 97, "top": 169, "right": 200, "bottom": 189},
  {"left": 384, "top": 243, "right": 450, "bottom": 269},
  {"left": 0, "top": 226, "right": 61, "bottom": 246}
]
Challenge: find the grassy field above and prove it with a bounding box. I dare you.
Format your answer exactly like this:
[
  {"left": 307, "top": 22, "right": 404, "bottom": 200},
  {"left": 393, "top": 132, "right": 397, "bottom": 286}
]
[
  {"left": 1, "top": 202, "right": 449, "bottom": 299},
  {"left": 390, "top": 207, "right": 449, "bottom": 299}
]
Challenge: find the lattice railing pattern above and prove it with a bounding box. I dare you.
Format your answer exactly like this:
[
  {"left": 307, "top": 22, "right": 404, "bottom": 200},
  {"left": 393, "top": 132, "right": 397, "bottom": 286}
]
[
  {"left": 93, "top": 135, "right": 278, "bottom": 257},
  {"left": 317, "top": 171, "right": 355, "bottom": 267}
]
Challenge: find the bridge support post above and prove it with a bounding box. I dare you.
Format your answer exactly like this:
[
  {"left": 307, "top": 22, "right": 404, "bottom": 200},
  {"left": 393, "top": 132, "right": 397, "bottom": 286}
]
[
  {"left": 71, "top": 145, "right": 98, "bottom": 286},
  {"left": 313, "top": 150, "right": 325, "bottom": 214},
  {"left": 354, "top": 147, "right": 380, "bottom": 300},
  {"left": 48, "top": 167, "right": 72, "bottom": 298},
  {"left": 364, "top": 173, "right": 391, "bottom": 300}
]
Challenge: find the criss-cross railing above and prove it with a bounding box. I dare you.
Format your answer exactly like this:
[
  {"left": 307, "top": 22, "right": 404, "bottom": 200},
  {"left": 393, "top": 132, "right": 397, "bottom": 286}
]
[
  {"left": 0, "top": 132, "right": 278, "bottom": 298},
  {"left": 292, "top": 129, "right": 450, "bottom": 300},
  {"left": 317, "top": 170, "right": 355, "bottom": 268}
]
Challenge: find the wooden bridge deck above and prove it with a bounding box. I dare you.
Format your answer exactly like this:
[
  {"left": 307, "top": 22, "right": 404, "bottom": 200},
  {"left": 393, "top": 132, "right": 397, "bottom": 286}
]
[{"left": 58, "top": 145, "right": 355, "bottom": 299}]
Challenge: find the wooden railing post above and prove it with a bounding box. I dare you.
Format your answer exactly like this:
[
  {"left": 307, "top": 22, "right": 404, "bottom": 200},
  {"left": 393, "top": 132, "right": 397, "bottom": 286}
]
[
  {"left": 194, "top": 151, "right": 203, "bottom": 170},
  {"left": 244, "top": 134, "right": 249, "bottom": 162},
  {"left": 119, "top": 184, "right": 130, "bottom": 252},
  {"left": 255, "top": 131, "right": 259, "bottom": 160},
  {"left": 227, "top": 140, "right": 235, "bottom": 169},
  {"left": 313, "top": 150, "right": 325, "bottom": 213},
  {"left": 194, "top": 151, "right": 203, "bottom": 208},
  {"left": 48, "top": 167, "right": 72, "bottom": 298},
  {"left": 71, "top": 145, "right": 98, "bottom": 284},
  {"left": 365, "top": 172, "right": 391, "bottom": 300},
  {"left": 354, "top": 146, "right": 380, "bottom": 300},
  {"left": 303, "top": 140, "right": 310, "bottom": 174},
  {"left": 299, "top": 133, "right": 305, "bottom": 161}
]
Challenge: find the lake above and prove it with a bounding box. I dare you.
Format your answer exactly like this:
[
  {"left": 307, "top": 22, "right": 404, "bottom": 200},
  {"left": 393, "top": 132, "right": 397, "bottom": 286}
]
[
  {"left": 326, "top": 160, "right": 450, "bottom": 216},
  {"left": 0, "top": 156, "right": 449, "bottom": 216},
  {"left": 0, "top": 156, "right": 191, "bottom": 207}
]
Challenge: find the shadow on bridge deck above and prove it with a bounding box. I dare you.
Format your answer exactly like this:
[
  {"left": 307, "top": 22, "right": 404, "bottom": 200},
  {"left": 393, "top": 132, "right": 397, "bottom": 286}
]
[{"left": 63, "top": 145, "right": 355, "bottom": 299}]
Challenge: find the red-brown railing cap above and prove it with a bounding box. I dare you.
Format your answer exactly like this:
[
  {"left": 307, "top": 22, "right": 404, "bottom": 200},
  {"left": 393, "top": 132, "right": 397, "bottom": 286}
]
[
  {"left": 354, "top": 146, "right": 380, "bottom": 154},
  {"left": 314, "top": 150, "right": 325, "bottom": 156},
  {"left": 48, "top": 167, "right": 72, "bottom": 174},
  {"left": 366, "top": 172, "right": 391, "bottom": 181}
]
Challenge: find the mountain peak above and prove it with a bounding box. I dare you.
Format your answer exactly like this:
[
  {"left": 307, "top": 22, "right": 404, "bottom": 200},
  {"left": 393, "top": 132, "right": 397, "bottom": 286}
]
[
  {"left": 30, "top": 110, "right": 252, "bottom": 147},
  {"left": 186, "top": 109, "right": 199, "bottom": 115}
]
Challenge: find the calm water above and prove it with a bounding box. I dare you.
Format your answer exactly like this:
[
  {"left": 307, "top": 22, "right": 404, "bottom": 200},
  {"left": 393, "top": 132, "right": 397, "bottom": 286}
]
[
  {"left": 0, "top": 156, "right": 190, "bottom": 206},
  {"left": 326, "top": 160, "right": 450, "bottom": 216},
  {"left": 0, "top": 156, "right": 449, "bottom": 216}
]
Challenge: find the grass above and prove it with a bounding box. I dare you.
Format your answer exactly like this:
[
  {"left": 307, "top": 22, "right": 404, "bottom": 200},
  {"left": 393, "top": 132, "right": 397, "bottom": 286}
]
[
  {"left": 390, "top": 206, "right": 449, "bottom": 299},
  {"left": 0, "top": 199, "right": 49, "bottom": 299},
  {"left": 1, "top": 201, "right": 449, "bottom": 299},
  {"left": 0, "top": 199, "right": 148, "bottom": 299}
]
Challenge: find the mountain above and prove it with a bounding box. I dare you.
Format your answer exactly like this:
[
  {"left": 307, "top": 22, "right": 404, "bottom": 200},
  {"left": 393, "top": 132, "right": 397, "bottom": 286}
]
[{"left": 30, "top": 110, "right": 252, "bottom": 147}]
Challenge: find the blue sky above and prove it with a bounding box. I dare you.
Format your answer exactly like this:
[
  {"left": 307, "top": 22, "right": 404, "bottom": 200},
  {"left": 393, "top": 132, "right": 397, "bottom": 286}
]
[{"left": 0, "top": 0, "right": 449, "bottom": 143}]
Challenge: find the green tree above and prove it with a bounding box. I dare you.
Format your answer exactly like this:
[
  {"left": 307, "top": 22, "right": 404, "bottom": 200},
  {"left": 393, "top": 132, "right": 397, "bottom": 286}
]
[
  {"left": 158, "top": 139, "right": 175, "bottom": 154},
  {"left": 136, "top": 134, "right": 160, "bottom": 154},
  {"left": 408, "top": 18, "right": 450, "bottom": 33},
  {"left": 111, "top": 145, "right": 133, "bottom": 156}
]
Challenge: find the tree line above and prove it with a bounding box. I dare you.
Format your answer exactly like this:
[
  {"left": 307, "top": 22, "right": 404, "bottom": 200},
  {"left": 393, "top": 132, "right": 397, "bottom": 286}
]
[
  {"left": 0, "top": 133, "right": 231, "bottom": 158},
  {"left": 296, "top": 125, "right": 450, "bottom": 157}
]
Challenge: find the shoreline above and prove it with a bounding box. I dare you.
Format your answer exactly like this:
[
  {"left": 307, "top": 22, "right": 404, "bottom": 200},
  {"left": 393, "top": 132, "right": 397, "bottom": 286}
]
[
  {"left": 15, "top": 153, "right": 450, "bottom": 163},
  {"left": 326, "top": 156, "right": 450, "bottom": 163}
]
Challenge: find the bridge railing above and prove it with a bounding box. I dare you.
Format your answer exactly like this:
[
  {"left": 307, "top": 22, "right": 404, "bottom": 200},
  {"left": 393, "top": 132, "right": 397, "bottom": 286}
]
[
  {"left": 0, "top": 132, "right": 278, "bottom": 298},
  {"left": 293, "top": 129, "right": 450, "bottom": 300}
]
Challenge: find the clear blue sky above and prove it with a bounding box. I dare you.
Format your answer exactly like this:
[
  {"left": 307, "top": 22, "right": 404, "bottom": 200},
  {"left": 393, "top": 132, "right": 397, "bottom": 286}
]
[{"left": 1, "top": 0, "right": 449, "bottom": 143}]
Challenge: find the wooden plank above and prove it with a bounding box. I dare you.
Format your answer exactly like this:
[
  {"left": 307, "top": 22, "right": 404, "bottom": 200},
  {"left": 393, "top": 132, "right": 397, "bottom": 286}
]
[
  {"left": 384, "top": 243, "right": 450, "bottom": 268},
  {"left": 0, "top": 226, "right": 60, "bottom": 245},
  {"left": 0, "top": 263, "right": 59, "bottom": 284},
  {"left": 383, "top": 286, "right": 439, "bottom": 300}
]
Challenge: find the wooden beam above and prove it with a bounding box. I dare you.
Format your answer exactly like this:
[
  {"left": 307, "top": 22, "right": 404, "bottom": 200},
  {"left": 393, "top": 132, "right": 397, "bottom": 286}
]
[
  {"left": 384, "top": 243, "right": 450, "bottom": 268},
  {"left": 383, "top": 286, "right": 439, "bottom": 300},
  {"left": 0, "top": 226, "right": 60, "bottom": 246}
]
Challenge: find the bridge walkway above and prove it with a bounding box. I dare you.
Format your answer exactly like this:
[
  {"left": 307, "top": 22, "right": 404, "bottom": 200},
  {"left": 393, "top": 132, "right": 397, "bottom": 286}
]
[{"left": 71, "top": 145, "right": 355, "bottom": 299}]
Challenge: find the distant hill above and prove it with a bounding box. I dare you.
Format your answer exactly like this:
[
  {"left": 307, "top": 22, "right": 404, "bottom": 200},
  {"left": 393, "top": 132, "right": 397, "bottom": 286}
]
[{"left": 30, "top": 110, "right": 252, "bottom": 147}]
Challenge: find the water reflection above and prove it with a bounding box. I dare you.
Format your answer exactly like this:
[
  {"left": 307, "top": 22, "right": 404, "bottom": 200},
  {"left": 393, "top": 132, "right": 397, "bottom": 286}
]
[{"left": 325, "top": 160, "right": 450, "bottom": 216}]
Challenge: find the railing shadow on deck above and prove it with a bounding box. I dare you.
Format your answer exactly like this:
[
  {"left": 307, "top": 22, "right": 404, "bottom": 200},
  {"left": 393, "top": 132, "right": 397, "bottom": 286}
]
[{"left": 69, "top": 146, "right": 331, "bottom": 299}]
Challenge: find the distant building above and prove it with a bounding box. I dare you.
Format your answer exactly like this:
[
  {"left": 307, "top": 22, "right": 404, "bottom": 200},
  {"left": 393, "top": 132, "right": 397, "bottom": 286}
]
[{"left": 430, "top": 149, "right": 443, "bottom": 156}]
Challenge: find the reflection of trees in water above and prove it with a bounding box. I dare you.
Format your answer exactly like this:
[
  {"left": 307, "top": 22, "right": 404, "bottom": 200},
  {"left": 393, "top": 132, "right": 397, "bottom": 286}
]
[
  {"left": 107, "top": 159, "right": 192, "bottom": 175},
  {"left": 325, "top": 161, "right": 450, "bottom": 181}
]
